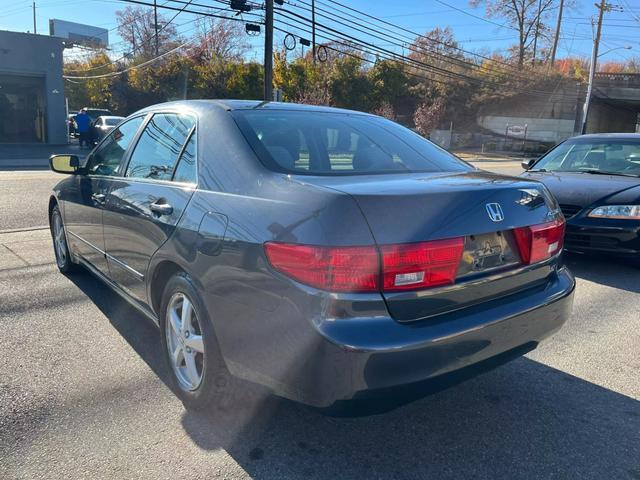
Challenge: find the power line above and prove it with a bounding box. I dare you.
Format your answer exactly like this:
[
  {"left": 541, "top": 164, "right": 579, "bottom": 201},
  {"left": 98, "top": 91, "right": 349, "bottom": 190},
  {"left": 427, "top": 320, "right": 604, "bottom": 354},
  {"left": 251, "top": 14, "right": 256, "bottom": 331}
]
[
  {"left": 273, "top": 16, "right": 580, "bottom": 103},
  {"left": 312, "top": 0, "right": 528, "bottom": 73},
  {"left": 432, "top": 0, "right": 518, "bottom": 31},
  {"left": 286, "top": 0, "right": 539, "bottom": 84},
  {"left": 65, "top": 0, "right": 255, "bottom": 79},
  {"left": 64, "top": 40, "right": 195, "bottom": 79},
  {"left": 105, "top": 0, "right": 582, "bottom": 102},
  {"left": 276, "top": 6, "right": 563, "bottom": 91},
  {"left": 65, "top": 1, "right": 199, "bottom": 72}
]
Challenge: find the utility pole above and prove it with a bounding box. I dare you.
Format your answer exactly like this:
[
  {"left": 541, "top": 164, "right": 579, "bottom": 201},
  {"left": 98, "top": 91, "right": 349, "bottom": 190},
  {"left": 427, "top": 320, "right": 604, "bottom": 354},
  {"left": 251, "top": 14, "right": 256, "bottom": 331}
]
[
  {"left": 153, "top": 0, "right": 159, "bottom": 56},
  {"left": 264, "top": 0, "right": 274, "bottom": 101},
  {"left": 550, "top": 0, "right": 565, "bottom": 65},
  {"left": 531, "top": 0, "right": 542, "bottom": 65},
  {"left": 581, "top": 0, "right": 607, "bottom": 134},
  {"left": 311, "top": 0, "right": 316, "bottom": 63},
  {"left": 32, "top": 2, "right": 36, "bottom": 34}
]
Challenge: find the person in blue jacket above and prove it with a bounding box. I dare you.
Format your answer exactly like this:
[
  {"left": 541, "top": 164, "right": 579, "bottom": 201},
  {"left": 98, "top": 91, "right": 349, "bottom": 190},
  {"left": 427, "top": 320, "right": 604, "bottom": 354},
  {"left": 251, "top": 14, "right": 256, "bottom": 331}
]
[{"left": 75, "top": 108, "right": 91, "bottom": 149}]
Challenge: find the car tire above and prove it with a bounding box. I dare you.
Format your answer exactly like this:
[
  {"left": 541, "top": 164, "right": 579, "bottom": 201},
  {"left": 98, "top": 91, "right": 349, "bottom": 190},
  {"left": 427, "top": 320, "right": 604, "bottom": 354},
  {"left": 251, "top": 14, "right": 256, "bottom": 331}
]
[
  {"left": 50, "top": 205, "right": 78, "bottom": 274},
  {"left": 160, "top": 272, "right": 235, "bottom": 411}
]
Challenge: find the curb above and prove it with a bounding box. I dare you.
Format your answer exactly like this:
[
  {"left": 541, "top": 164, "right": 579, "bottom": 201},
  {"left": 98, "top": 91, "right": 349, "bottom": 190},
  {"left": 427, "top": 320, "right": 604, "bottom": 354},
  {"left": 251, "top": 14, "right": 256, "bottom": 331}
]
[{"left": 0, "top": 226, "right": 49, "bottom": 235}]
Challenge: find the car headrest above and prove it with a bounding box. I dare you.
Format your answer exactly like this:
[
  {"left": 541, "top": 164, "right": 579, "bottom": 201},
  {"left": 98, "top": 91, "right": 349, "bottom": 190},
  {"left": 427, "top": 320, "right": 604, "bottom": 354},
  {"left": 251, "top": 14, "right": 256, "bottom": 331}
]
[
  {"left": 262, "top": 131, "right": 300, "bottom": 165},
  {"left": 352, "top": 144, "right": 396, "bottom": 171},
  {"left": 265, "top": 146, "right": 296, "bottom": 170}
]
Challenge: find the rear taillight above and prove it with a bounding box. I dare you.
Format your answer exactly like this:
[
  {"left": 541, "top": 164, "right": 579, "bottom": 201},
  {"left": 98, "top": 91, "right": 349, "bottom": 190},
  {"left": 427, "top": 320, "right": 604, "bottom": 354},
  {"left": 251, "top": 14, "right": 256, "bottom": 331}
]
[
  {"left": 380, "top": 238, "right": 464, "bottom": 291},
  {"left": 513, "top": 218, "right": 565, "bottom": 265},
  {"left": 264, "top": 243, "right": 379, "bottom": 292},
  {"left": 264, "top": 238, "right": 465, "bottom": 293}
]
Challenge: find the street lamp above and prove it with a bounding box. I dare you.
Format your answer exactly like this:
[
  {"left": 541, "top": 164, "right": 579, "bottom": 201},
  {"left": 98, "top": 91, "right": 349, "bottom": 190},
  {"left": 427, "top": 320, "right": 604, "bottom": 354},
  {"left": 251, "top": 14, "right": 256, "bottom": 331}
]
[{"left": 598, "top": 45, "right": 632, "bottom": 58}]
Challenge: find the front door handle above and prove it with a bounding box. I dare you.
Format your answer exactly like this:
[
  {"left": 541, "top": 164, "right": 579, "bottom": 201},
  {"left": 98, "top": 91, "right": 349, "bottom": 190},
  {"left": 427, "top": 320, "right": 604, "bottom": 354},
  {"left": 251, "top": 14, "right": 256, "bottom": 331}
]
[
  {"left": 149, "top": 201, "right": 173, "bottom": 216},
  {"left": 91, "top": 193, "right": 106, "bottom": 204}
]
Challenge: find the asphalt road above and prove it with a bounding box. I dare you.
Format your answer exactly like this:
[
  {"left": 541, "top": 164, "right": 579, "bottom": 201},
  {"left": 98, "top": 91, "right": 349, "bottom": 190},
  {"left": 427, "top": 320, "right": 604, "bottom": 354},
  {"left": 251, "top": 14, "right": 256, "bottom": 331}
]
[
  {"left": 1, "top": 163, "right": 639, "bottom": 479},
  {"left": 0, "top": 171, "right": 61, "bottom": 231}
]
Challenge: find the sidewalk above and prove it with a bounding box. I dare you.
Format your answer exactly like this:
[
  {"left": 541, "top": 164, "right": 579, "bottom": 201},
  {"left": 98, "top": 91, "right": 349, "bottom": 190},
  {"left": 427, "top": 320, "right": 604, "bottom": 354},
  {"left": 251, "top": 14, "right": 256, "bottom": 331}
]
[
  {"left": 0, "top": 143, "right": 87, "bottom": 170},
  {"left": 452, "top": 149, "right": 533, "bottom": 163}
]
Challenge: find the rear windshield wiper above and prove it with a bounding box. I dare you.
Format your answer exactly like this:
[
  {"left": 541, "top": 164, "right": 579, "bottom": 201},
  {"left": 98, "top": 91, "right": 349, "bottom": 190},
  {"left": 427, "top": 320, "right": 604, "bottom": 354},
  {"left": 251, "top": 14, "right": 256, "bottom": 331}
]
[{"left": 577, "top": 169, "right": 640, "bottom": 178}]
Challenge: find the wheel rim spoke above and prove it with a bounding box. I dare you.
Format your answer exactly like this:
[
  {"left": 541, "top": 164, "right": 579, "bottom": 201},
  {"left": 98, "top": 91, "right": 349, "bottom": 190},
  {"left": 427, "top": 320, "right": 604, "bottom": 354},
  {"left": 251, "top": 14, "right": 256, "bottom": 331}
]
[
  {"left": 183, "top": 350, "right": 200, "bottom": 386},
  {"left": 184, "top": 334, "right": 204, "bottom": 353},
  {"left": 169, "top": 310, "right": 182, "bottom": 335},
  {"left": 172, "top": 344, "right": 183, "bottom": 367},
  {"left": 181, "top": 297, "right": 193, "bottom": 334}
]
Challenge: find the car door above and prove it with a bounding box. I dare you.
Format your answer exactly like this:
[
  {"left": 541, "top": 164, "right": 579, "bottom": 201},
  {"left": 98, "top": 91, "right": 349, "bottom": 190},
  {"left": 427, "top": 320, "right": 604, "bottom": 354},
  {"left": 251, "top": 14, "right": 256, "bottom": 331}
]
[
  {"left": 103, "top": 112, "right": 197, "bottom": 303},
  {"left": 62, "top": 115, "right": 145, "bottom": 275}
]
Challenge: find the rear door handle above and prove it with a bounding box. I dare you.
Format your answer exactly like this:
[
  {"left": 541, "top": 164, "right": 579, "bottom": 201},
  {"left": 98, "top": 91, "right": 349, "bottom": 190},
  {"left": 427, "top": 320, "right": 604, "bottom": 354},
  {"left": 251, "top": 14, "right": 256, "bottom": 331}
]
[
  {"left": 149, "top": 201, "right": 173, "bottom": 216},
  {"left": 91, "top": 193, "right": 106, "bottom": 204}
]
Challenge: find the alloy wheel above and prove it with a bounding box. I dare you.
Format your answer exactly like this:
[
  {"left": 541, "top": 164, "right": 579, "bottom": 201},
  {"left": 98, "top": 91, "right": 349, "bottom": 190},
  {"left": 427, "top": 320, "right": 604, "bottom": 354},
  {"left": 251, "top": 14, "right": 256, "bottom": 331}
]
[
  {"left": 52, "top": 213, "right": 68, "bottom": 268},
  {"left": 165, "top": 292, "right": 205, "bottom": 391}
]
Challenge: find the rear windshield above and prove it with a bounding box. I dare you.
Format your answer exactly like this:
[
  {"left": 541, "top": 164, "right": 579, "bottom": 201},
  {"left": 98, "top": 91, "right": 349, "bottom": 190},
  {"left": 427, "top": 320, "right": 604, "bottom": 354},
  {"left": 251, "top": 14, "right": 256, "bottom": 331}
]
[
  {"left": 105, "top": 118, "right": 122, "bottom": 126},
  {"left": 232, "top": 110, "right": 471, "bottom": 175}
]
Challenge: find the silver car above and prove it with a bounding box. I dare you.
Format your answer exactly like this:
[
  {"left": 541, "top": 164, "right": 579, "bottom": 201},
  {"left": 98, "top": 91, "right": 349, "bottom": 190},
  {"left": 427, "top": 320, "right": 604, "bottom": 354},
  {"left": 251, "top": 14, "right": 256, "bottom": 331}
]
[{"left": 92, "top": 115, "right": 125, "bottom": 143}]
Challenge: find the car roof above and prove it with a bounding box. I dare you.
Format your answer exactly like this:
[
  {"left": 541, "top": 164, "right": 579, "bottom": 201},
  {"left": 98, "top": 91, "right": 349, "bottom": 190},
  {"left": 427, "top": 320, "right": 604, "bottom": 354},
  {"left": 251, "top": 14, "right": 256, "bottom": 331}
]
[
  {"left": 567, "top": 133, "right": 640, "bottom": 141},
  {"left": 136, "top": 99, "right": 373, "bottom": 117},
  {"left": 98, "top": 115, "right": 124, "bottom": 120}
]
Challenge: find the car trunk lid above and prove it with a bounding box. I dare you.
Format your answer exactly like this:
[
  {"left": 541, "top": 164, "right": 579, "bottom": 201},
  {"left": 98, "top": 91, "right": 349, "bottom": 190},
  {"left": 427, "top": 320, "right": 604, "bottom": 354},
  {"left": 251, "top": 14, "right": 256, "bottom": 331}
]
[{"left": 298, "top": 170, "right": 563, "bottom": 321}]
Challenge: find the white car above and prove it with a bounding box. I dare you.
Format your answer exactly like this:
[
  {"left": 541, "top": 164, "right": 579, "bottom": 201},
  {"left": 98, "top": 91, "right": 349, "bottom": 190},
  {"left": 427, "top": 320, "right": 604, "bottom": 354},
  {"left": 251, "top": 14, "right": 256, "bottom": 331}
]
[{"left": 92, "top": 115, "right": 125, "bottom": 142}]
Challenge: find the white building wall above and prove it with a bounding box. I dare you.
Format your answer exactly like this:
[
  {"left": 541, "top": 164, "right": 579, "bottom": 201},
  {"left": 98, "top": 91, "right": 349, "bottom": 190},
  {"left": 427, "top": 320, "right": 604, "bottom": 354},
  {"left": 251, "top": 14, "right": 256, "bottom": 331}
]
[{"left": 477, "top": 115, "right": 576, "bottom": 143}]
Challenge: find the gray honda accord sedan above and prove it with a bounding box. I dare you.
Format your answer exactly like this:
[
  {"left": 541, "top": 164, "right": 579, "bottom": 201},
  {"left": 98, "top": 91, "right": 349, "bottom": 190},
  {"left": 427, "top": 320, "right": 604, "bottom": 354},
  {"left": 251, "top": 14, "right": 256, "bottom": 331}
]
[{"left": 48, "top": 100, "right": 575, "bottom": 411}]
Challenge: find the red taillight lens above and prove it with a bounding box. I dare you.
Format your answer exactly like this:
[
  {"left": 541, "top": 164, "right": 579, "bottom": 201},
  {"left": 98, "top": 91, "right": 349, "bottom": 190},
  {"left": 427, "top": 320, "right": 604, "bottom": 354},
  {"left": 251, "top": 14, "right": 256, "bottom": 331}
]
[
  {"left": 513, "top": 218, "right": 565, "bottom": 265},
  {"left": 264, "top": 242, "right": 379, "bottom": 292},
  {"left": 265, "top": 238, "right": 465, "bottom": 293},
  {"left": 380, "top": 238, "right": 464, "bottom": 291}
]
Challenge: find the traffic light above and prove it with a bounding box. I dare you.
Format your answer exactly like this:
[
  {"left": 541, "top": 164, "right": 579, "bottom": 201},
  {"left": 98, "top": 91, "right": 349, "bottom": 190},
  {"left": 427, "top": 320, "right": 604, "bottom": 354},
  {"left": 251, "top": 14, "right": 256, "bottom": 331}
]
[{"left": 230, "top": 0, "right": 252, "bottom": 12}]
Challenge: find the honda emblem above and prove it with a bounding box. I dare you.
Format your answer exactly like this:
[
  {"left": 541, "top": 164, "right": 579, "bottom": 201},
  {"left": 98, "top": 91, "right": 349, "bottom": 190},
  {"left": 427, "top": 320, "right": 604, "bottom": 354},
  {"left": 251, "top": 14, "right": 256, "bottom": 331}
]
[{"left": 485, "top": 203, "right": 504, "bottom": 222}]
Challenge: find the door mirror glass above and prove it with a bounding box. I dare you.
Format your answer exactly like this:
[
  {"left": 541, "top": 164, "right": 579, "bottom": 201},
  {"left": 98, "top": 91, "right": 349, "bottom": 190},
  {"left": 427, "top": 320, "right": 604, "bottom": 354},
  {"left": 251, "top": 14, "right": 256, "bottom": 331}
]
[
  {"left": 49, "top": 154, "right": 80, "bottom": 174},
  {"left": 521, "top": 158, "right": 537, "bottom": 170}
]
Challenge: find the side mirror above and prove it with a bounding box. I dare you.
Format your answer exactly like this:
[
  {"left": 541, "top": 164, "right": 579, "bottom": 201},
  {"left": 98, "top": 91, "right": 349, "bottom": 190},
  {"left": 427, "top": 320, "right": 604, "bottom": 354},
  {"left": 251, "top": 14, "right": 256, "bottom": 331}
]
[
  {"left": 49, "top": 154, "right": 81, "bottom": 174},
  {"left": 521, "top": 158, "right": 537, "bottom": 171}
]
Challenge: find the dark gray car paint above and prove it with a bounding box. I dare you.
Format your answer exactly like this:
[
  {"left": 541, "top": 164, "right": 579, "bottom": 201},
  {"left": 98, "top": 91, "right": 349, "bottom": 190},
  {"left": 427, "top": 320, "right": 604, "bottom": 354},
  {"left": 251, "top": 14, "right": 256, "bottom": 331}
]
[
  {"left": 61, "top": 175, "right": 112, "bottom": 275},
  {"left": 51, "top": 100, "right": 575, "bottom": 407},
  {"left": 103, "top": 178, "right": 195, "bottom": 301}
]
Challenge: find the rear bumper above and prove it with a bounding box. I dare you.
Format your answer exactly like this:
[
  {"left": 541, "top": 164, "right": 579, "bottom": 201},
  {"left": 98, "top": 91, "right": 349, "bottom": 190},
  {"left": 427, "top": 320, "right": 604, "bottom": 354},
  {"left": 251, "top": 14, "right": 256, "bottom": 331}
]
[
  {"left": 222, "top": 267, "right": 575, "bottom": 408},
  {"left": 564, "top": 220, "right": 640, "bottom": 257}
]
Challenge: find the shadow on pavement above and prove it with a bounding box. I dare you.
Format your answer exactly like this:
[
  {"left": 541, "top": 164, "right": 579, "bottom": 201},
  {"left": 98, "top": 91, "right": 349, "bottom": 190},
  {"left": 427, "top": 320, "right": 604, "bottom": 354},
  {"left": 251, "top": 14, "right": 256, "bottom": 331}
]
[
  {"left": 564, "top": 252, "right": 640, "bottom": 293},
  {"left": 69, "top": 268, "right": 640, "bottom": 479},
  {"left": 68, "top": 271, "right": 171, "bottom": 387}
]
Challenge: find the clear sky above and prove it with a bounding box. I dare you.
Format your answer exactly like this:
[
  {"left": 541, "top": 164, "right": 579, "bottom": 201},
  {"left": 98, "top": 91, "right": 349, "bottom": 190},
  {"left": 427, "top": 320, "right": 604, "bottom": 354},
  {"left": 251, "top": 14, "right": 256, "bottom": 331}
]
[{"left": 1, "top": 0, "right": 638, "bottom": 64}]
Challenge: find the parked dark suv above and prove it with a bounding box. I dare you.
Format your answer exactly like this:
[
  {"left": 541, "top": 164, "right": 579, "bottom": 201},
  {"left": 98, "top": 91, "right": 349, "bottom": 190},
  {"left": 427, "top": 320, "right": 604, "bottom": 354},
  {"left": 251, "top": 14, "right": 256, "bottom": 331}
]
[{"left": 48, "top": 100, "right": 575, "bottom": 411}]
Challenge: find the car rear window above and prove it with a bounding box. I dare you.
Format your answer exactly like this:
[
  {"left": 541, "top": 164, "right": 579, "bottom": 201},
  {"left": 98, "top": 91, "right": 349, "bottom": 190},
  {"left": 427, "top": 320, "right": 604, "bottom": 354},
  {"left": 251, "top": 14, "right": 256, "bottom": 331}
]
[
  {"left": 232, "top": 110, "right": 471, "bottom": 175},
  {"left": 105, "top": 118, "right": 122, "bottom": 126}
]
